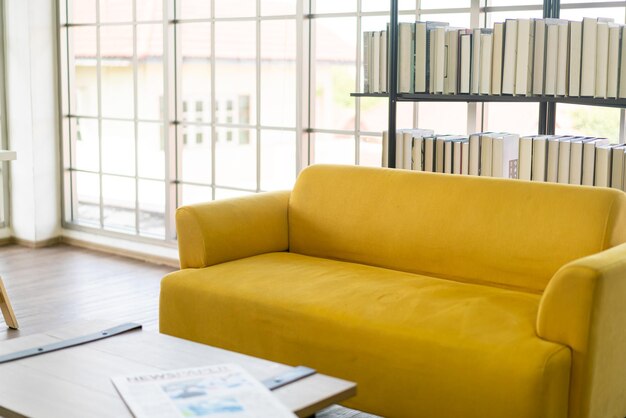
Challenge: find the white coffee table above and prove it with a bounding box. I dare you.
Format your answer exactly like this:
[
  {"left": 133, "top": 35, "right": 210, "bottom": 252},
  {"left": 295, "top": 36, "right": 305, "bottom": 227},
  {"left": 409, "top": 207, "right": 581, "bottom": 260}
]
[{"left": 0, "top": 320, "right": 356, "bottom": 417}]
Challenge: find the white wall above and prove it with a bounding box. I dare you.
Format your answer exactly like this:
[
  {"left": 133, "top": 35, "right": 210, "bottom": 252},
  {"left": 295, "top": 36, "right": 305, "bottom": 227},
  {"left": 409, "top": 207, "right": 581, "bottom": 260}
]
[{"left": 4, "top": 0, "right": 61, "bottom": 243}]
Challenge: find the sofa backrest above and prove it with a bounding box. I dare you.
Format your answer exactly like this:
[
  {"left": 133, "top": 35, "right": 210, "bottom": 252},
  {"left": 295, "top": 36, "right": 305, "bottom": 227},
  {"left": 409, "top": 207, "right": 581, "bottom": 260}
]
[{"left": 288, "top": 165, "right": 626, "bottom": 293}]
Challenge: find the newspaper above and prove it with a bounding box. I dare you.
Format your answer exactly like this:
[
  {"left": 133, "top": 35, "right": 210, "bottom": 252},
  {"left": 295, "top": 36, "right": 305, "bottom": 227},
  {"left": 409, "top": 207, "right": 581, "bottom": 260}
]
[{"left": 112, "top": 363, "right": 296, "bottom": 418}]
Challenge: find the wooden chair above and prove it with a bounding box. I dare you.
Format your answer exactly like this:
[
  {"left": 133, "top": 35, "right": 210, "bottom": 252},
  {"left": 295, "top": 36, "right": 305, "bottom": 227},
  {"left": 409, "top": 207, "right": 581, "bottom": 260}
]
[{"left": 0, "top": 277, "right": 18, "bottom": 329}]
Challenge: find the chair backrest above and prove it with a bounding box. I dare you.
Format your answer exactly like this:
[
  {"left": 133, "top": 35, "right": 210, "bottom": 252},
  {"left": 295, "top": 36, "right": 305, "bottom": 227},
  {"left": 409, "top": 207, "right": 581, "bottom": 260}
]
[{"left": 288, "top": 164, "right": 626, "bottom": 293}]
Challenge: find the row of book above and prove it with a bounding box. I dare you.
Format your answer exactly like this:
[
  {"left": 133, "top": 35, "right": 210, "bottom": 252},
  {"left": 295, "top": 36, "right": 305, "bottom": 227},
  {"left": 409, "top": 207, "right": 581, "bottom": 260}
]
[
  {"left": 364, "top": 17, "right": 626, "bottom": 99},
  {"left": 383, "top": 129, "right": 626, "bottom": 190}
]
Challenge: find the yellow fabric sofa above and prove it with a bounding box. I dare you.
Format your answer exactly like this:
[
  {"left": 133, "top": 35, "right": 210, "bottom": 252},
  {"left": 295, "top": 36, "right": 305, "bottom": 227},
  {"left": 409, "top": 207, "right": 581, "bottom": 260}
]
[{"left": 160, "top": 164, "right": 626, "bottom": 418}]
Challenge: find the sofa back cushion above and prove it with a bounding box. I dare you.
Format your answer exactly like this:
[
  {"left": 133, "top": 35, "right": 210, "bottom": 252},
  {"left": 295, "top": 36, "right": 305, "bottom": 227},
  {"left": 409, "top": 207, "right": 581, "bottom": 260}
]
[{"left": 288, "top": 165, "right": 626, "bottom": 293}]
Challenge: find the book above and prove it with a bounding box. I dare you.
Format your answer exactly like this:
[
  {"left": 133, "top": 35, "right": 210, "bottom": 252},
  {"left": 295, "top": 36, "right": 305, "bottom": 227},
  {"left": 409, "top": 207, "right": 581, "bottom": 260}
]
[
  {"left": 595, "top": 145, "right": 613, "bottom": 187},
  {"left": 469, "top": 133, "right": 483, "bottom": 175},
  {"left": 430, "top": 26, "right": 447, "bottom": 94},
  {"left": 111, "top": 364, "right": 297, "bottom": 418},
  {"left": 459, "top": 33, "right": 472, "bottom": 94},
  {"left": 452, "top": 138, "right": 464, "bottom": 174},
  {"left": 556, "top": 20, "right": 569, "bottom": 96},
  {"left": 531, "top": 135, "right": 549, "bottom": 182},
  {"left": 595, "top": 21, "right": 610, "bottom": 98},
  {"left": 480, "top": 33, "right": 493, "bottom": 95},
  {"left": 620, "top": 26, "right": 626, "bottom": 99},
  {"left": 582, "top": 138, "right": 610, "bottom": 185},
  {"left": 444, "top": 138, "right": 454, "bottom": 173},
  {"left": 436, "top": 135, "right": 446, "bottom": 172},
  {"left": 398, "top": 23, "right": 413, "bottom": 93},
  {"left": 515, "top": 18, "right": 533, "bottom": 96},
  {"left": 581, "top": 17, "right": 598, "bottom": 97},
  {"left": 533, "top": 19, "right": 546, "bottom": 96},
  {"left": 491, "top": 22, "right": 505, "bottom": 95},
  {"left": 363, "top": 31, "right": 370, "bottom": 93},
  {"left": 611, "top": 145, "right": 626, "bottom": 189},
  {"left": 518, "top": 135, "right": 534, "bottom": 180},
  {"left": 412, "top": 135, "right": 425, "bottom": 170},
  {"left": 461, "top": 140, "right": 470, "bottom": 175},
  {"left": 471, "top": 28, "right": 482, "bottom": 94},
  {"left": 502, "top": 19, "right": 518, "bottom": 95},
  {"left": 607, "top": 23, "right": 621, "bottom": 99},
  {"left": 415, "top": 22, "right": 428, "bottom": 93},
  {"left": 546, "top": 136, "right": 561, "bottom": 182},
  {"left": 424, "top": 136, "right": 436, "bottom": 171},
  {"left": 372, "top": 31, "right": 380, "bottom": 93},
  {"left": 405, "top": 129, "right": 435, "bottom": 170},
  {"left": 557, "top": 136, "right": 575, "bottom": 183},
  {"left": 402, "top": 131, "right": 412, "bottom": 169},
  {"left": 568, "top": 21, "right": 582, "bottom": 97},
  {"left": 445, "top": 28, "right": 461, "bottom": 94},
  {"left": 544, "top": 20, "right": 560, "bottom": 96},
  {"left": 492, "top": 133, "right": 520, "bottom": 178},
  {"left": 569, "top": 137, "right": 585, "bottom": 185},
  {"left": 480, "top": 134, "right": 494, "bottom": 176},
  {"left": 380, "top": 30, "right": 388, "bottom": 93}
]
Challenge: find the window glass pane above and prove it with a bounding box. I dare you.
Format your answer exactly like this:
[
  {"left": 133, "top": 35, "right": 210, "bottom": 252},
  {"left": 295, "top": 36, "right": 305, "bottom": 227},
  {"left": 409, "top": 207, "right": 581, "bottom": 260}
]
[
  {"left": 137, "top": 0, "right": 163, "bottom": 21},
  {"left": 138, "top": 122, "right": 165, "bottom": 179},
  {"left": 313, "top": 17, "right": 356, "bottom": 131},
  {"left": 215, "top": 22, "right": 256, "bottom": 125},
  {"left": 260, "top": 131, "right": 296, "bottom": 191},
  {"left": 181, "top": 124, "right": 212, "bottom": 184},
  {"left": 102, "top": 175, "right": 136, "bottom": 232},
  {"left": 215, "top": 189, "right": 254, "bottom": 200},
  {"left": 100, "top": 26, "right": 134, "bottom": 119},
  {"left": 181, "top": 184, "right": 212, "bottom": 206},
  {"left": 360, "top": 135, "right": 383, "bottom": 167},
  {"left": 70, "top": 27, "right": 98, "bottom": 117},
  {"left": 215, "top": 128, "right": 256, "bottom": 189},
  {"left": 179, "top": 0, "right": 211, "bottom": 20},
  {"left": 556, "top": 104, "right": 620, "bottom": 143},
  {"left": 180, "top": 23, "right": 212, "bottom": 124},
  {"left": 261, "top": 20, "right": 296, "bottom": 127},
  {"left": 484, "top": 103, "right": 539, "bottom": 137},
  {"left": 100, "top": 0, "right": 133, "bottom": 23},
  {"left": 417, "top": 103, "right": 467, "bottom": 133},
  {"left": 74, "top": 118, "right": 99, "bottom": 172},
  {"left": 487, "top": 0, "right": 542, "bottom": 5},
  {"left": 486, "top": 10, "right": 544, "bottom": 25},
  {"left": 559, "top": 8, "right": 625, "bottom": 24},
  {"left": 421, "top": 0, "right": 469, "bottom": 7},
  {"left": 137, "top": 24, "right": 164, "bottom": 120},
  {"left": 419, "top": 12, "right": 470, "bottom": 27},
  {"left": 138, "top": 179, "right": 165, "bottom": 238},
  {"left": 362, "top": 0, "right": 415, "bottom": 13},
  {"left": 261, "top": 0, "right": 296, "bottom": 16},
  {"left": 102, "top": 120, "right": 135, "bottom": 176},
  {"left": 75, "top": 171, "right": 100, "bottom": 226},
  {"left": 215, "top": 0, "right": 255, "bottom": 18},
  {"left": 69, "top": 0, "right": 96, "bottom": 24},
  {"left": 313, "top": 133, "right": 356, "bottom": 165},
  {"left": 314, "top": 0, "right": 356, "bottom": 14}
]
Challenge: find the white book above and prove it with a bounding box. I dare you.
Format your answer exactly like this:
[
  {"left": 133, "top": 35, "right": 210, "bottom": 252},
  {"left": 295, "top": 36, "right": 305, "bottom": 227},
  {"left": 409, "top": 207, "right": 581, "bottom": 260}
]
[
  {"left": 469, "top": 133, "right": 483, "bottom": 175},
  {"left": 622, "top": 150, "right": 626, "bottom": 191},
  {"left": 459, "top": 33, "right": 472, "bottom": 94},
  {"left": 492, "top": 133, "right": 520, "bottom": 178},
  {"left": 412, "top": 136, "right": 425, "bottom": 171},
  {"left": 611, "top": 145, "right": 626, "bottom": 189},
  {"left": 533, "top": 19, "right": 546, "bottom": 96},
  {"left": 435, "top": 136, "right": 447, "bottom": 172},
  {"left": 424, "top": 136, "right": 436, "bottom": 172},
  {"left": 402, "top": 131, "right": 413, "bottom": 169},
  {"left": 372, "top": 32, "right": 380, "bottom": 93},
  {"left": 532, "top": 136, "right": 548, "bottom": 182},
  {"left": 480, "top": 134, "right": 494, "bottom": 176},
  {"left": 363, "top": 31, "right": 370, "bottom": 93},
  {"left": 480, "top": 33, "right": 493, "bottom": 95},
  {"left": 502, "top": 19, "right": 518, "bottom": 95},
  {"left": 492, "top": 23, "right": 505, "bottom": 95},
  {"left": 544, "top": 21, "right": 559, "bottom": 96},
  {"left": 581, "top": 17, "right": 598, "bottom": 97},
  {"left": 382, "top": 130, "right": 388, "bottom": 167},
  {"left": 452, "top": 139, "right": 463, "bottom": 174},
  {"left": 414, "top": 23, "right": 427, "bottom": 93},
  {"left": 582, "top": 138, "right": 610, "bottom": 185},
  {"left": 461, "top": 141, "right": 470, "bottom": 175},
  {"left": 556, "top": 21, "right": 569, "bottom": 96},
  {"left": 620, "top": 26, "right": 626, "bottom": 98},
  {"left": 445, "top": 28, "right": 461, "bottom": 94},
  {"left": 471, "top": 28, "right": 482, "bottom": 94},
  {"left": 569, "top": 21, "right": 582, "bottom": 97},
  {"left": 380, "top": 30, "right": 388, "bottom": 93},
  {"left": 398, "top": 23, "right": 413, "bottom": 93},
  {"left": 546, "top": 136, "right": 561, "bottom": 183},
  {"left": 444, "top": 139, "right": 454, "bottom": 173},
  {"left": 607, "top": 23, "right": 621, "bottom": 99},
  {"left": 518, "top": 135, "right": 534, "bottom": 181},
  {"left": 557, "top": 137, "right": 575, "bottom": 183},
  {"left": 595, "top": 145, "right": 613, "bottom": 187},
  {"left": 595, "top": 21, "right": 610, "bottom": 98},
  {"left": 568, "top": 138, "right": 585, "bottom": 185},
  {"left": 515, "top": 19, "right": 533, "bottom": 96},
  {"left": 430, "top": 26, "right": 447, "bottom": 94}
]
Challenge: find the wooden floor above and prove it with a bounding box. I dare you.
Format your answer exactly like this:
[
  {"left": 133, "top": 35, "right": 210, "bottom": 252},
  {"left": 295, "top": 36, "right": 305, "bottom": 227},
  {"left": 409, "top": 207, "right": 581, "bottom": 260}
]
[{"left": 0, "top": 243, "right": 380, "bottom": 418}]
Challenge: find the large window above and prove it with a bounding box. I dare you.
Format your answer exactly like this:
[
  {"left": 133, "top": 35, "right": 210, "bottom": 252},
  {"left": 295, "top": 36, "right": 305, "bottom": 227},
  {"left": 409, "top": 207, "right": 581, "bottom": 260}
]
[{"left": 59, "top": 0, "right": 626, "bottom": 243}]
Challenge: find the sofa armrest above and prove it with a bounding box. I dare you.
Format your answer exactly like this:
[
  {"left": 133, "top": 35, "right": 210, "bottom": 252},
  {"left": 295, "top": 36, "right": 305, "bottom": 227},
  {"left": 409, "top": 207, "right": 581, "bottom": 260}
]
[
  {"left": 537, "top": 243, "right": 626, "bottom": 418},
  {"left": 176, "top": 190, "right": 290, "bottom": 269}
]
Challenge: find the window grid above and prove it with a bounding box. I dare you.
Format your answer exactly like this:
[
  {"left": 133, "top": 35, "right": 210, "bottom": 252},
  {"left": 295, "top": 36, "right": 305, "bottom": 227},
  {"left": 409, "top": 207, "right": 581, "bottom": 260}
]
[{"left": 0, "top": 4, "right": 7, "bottom": 230}]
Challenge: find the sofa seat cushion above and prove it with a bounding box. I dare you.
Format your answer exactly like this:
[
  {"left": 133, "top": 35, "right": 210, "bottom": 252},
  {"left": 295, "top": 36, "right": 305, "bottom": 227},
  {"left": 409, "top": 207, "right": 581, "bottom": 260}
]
[{"left": 160, "top": 252, "right": 571, "bottom": 418}]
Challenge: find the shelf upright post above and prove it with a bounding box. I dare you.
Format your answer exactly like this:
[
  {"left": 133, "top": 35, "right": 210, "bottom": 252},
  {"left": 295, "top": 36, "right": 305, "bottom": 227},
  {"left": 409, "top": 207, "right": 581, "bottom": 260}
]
[
  {"left": 545, "top": 0, "right": 559, "bottom": 135},
  {"left": 539, "top": 0, "right": 551, "bottom": 135},
  {"left": 387, "top": 0, "right": 399, "bottom": 168}
]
